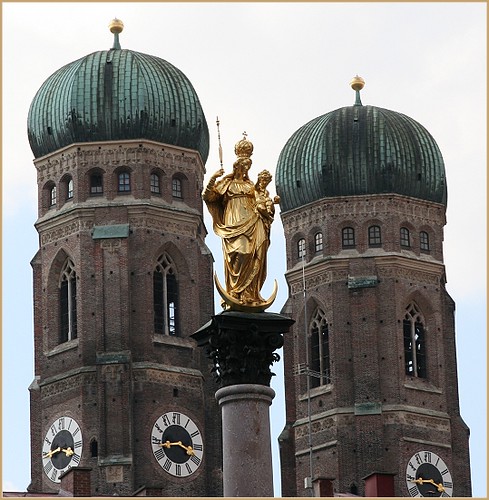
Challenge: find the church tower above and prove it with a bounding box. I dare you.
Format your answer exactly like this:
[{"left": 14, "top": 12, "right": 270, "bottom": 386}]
[
  {"left": 27, "top": 20, "right": 222, "bottom": 496},
  {"left": 276, "top": 78, "right": 471, "bottom": 497}
]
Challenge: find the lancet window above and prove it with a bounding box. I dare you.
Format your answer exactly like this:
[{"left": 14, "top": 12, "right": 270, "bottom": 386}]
[
  {"left": 59, "top": 259, "right": 77, "bottom": 343},
  {"left": 403, "top": 303, "right": 426, "bottom": 378},
  {"left": 153, "top": 253, "right": 179, "bottom": 336},
  {"left": 310, "top": 308, "right": 331, "bottom": 388}
]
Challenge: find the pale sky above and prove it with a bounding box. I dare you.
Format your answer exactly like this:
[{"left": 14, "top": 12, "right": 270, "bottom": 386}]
[{"left": 2, "top": 2, "right": 486, "bottom": 496}]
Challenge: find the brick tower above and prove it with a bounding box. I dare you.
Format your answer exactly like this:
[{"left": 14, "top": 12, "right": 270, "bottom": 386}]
[
  {"left": 275, "top": 78, "right": 471, "bottom": 497},
  {"left": 26, "top": 20, "right": 222, "bottom": 496}
]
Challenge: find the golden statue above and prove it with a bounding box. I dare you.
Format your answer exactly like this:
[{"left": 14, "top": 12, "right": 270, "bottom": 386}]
[{"left": 203, "top": 133, "right": 279, "bottom": 312}]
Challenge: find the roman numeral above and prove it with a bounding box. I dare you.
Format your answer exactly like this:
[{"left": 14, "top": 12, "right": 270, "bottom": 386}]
[
  {"left": 414, "top": 453, "right": 422, "bottom": 465},
  {"left": 190, "top": 430, "right": 200, "bottom": 438},
  {"left": 154, "top": 448, "right": 166, "bottom": 461},
  {"left": 162, "top": 415, "right": 171, "bottom": 427},
  {"left": 58, "top": 417, "right": 65, "bottom": 430},
  {"left": 441, "top": 468, "right": 449, "bottom": 476},
  {"left": 172, "top": 413, "right": 181, "bottom": 425},
  {"left": 190, "top": 455, "right": 201, "bottom": 466},
  {"left": 51, "top": 469, "right": 58, "bottom": 482},
  {"left": 443, "top": 481, "right": 453, "bottom": 489},
  {"left": 74, "top": 440, "right": 82, "bottom": 449},
  {"left": 44, "top": 437, "right": 52, "bottom": 447},
  {"left": 163, "top": 459, "right": 172, "bottom": 472},
  {"left": 152, "top": 435, "right": 162, "bottom": 445},
  {"left": 408, "top": 485, "right": 419, "bottom": 497},
  {"left": 72, "top": 427, "right": 80, "bottom": 437},
  {"left": 175, "top": 464, "right": 182, "bottom": 476},
  {"left": 185, "top": 463, "right": 193, "bottom": 474},
  {"left": 72, "top": 453, "right": 81, "bottom": 464},
  {"left": 44, "top": 461, "right": 53, "bottom": 475},
  {"left": 424, "top": 451, "right": 432, "bottom": 463},
  {"left": 193, "top": 443, "right": 203, "bottom": 451}
]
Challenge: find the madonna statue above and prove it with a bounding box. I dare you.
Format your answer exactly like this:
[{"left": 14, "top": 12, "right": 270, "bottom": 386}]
[{"left": 203, "top": 134, "right": 279, "bottom": 312}]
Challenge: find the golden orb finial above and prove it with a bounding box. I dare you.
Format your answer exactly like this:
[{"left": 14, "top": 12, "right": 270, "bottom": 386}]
[
  {"left": 109, "top": 18, "right": 124, "bottom": 34},
  {"left": 350, "top": 75, "right": 365, "bottom": 91}
]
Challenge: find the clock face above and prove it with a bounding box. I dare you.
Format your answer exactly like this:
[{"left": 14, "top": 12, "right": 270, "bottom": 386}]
[
  {"left": 406, "top": 451, "right": 453, "bottom": 497},
  {"left": 151, "top": 411, "right": 203, "bottom": 477},
  {"left": 42, "top": 416, "right": 83, "bottom": 483}
]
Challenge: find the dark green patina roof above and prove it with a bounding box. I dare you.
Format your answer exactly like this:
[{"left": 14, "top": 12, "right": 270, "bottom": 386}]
[
  {"left": 275, "top": 99, "right": 447, "bottom": 212},
  {"left": 28, "top": 39, "right": 209, "bottom": 160}
]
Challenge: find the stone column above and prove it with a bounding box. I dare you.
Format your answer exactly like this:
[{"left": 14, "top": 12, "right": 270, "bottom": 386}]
[
  {"left": 216, "top": 384, "right": 275, "bottom": 496},
  {"left": 193, "top": 311, "right": 294, "bottom": 497}
]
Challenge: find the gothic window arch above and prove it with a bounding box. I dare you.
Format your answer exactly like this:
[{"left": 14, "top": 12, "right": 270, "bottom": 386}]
[
  {"left": 310, "top": 308, "right": 331, "bottom": 388},
  {"left": 59, "top": 259, "right": 77, "bottom": 343},
  {"left": 153, "top": 253, "right": 179, "bottom": 336},
  {"left": 314, "top": 232, "right": 323, "bottom": 253},
  {"left": 403, "top": 303, "right": 426, "bottom": 378}
]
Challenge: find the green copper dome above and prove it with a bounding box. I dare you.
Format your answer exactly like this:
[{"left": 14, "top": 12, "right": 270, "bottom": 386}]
[
  {"left": 28, "top": 25, "right": 209, "bottom": 161},
  {"left": 275, "top": 86, "right": 447, "bottom": 212}
]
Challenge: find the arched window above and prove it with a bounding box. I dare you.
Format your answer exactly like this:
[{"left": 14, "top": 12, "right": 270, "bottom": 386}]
[
  {"left": 118, "top": 172, "right": 131, "bottom": 192},
  {"left": 59, "top": 259, "right": 77, "bottom": 343},
  {"left": 50, "top": 186, "right": 57, "bottom": 207},
  {"left": 90, "top": 173, "right": 103, "bottom": 195},
  {"left": 153, "top": 254, "right": 179, "bottom": 336},
  {"left": 310, "top": 308, "right": 331, "bottom": 388},
  {"left": 342, "top": 227, "right": 355, "bottom": 248},
  {"left": 150, "top": 173, "right": 161, "bottom": 194},
  {"left": 420, "top": 231, "right": 430, "bottom": 252},
  {"left": 403, "top": 303, "right": 426, "bottom": 378},
  {"left": 90, "top": 439, "right": 98, "bottom": 458},
  {"left": 368, "top": 225, "right": 382, "bottom": 246},
  {"left": 297, "top": 238, "right": 306, "bottom": 259},
  {"left": 66, "top": 178, "right": 74, "bottom": 200},
  {"left": 314, "top": 232, "right": 323, "bottom": 253},
  {"left": 400, "top": 227, "right": 410, "bottom": 247},
  {"left": 172, "top": 177, "right": 182, "bottom": 198}
]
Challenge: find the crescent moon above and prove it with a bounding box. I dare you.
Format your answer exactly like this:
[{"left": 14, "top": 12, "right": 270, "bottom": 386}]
[{"left": 214, "top": 273, "right": 278, "bottom": 313}]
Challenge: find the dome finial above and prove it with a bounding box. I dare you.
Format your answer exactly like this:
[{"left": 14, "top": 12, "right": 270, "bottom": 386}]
[
  {"left": 350, "top": 75, "right": 365, "bottom": 106},
  {"left": 109, "top": 18, "right": 124, "bottom": 50}
]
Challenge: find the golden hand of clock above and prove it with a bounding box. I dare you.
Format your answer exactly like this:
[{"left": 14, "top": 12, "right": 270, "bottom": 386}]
[
  {"left": 411, "top": 477, "right": 445, "bottom": 492},
  {"left": 62, "top": 447, "right": 74, "bottom": 457},
  {"left": 161, "top": 440, "right": 195, "bottom": 456},
  {"left": 42, "top": 446, "right": 61, "bottom": 459}
]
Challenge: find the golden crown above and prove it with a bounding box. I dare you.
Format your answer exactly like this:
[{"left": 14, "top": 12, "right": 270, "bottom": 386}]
[{"left": 234, "top": 132, "right": 253, "bottom": 159}]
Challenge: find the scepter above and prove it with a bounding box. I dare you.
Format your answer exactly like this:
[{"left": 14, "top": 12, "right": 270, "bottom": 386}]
[{"left": 216, "top": 116, "right": 223, "bottom": 167}]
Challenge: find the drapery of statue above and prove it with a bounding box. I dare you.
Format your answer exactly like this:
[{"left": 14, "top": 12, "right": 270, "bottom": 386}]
[{"left": 203, "top": 133, "right": 280, "bottom": 312}]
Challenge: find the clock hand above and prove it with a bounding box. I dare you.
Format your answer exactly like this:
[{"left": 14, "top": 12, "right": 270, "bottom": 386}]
[
  {"left": 161, "top": 440, "right": 196, "bottom": 456},
  {"left": 410, "top": 477, "right": 445, "bottom": 493},
  {"left": 62, "top": 447, "right": 74, "bottom": 457},
  {"left": 42, "top": 446, "right": 61, "bottom": 459}
]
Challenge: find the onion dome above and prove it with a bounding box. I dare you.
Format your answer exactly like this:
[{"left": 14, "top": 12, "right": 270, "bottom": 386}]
[
  {"left": 27, "top": 19, "right": 209, "bottom": 161},
  {"left": 275, "top": 77, "right": 447, "bottom": 212}
]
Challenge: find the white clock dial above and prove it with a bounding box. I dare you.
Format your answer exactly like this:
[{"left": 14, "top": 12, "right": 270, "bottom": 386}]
[
  {"left": 406, "top": 450, "right": 453, "bottom": 497},
  {"left": 151, "top": 411, "right": 204, "bottom": 477},
  {"left": 42, "top": 416, "right": 83, "bottom": 483}
]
